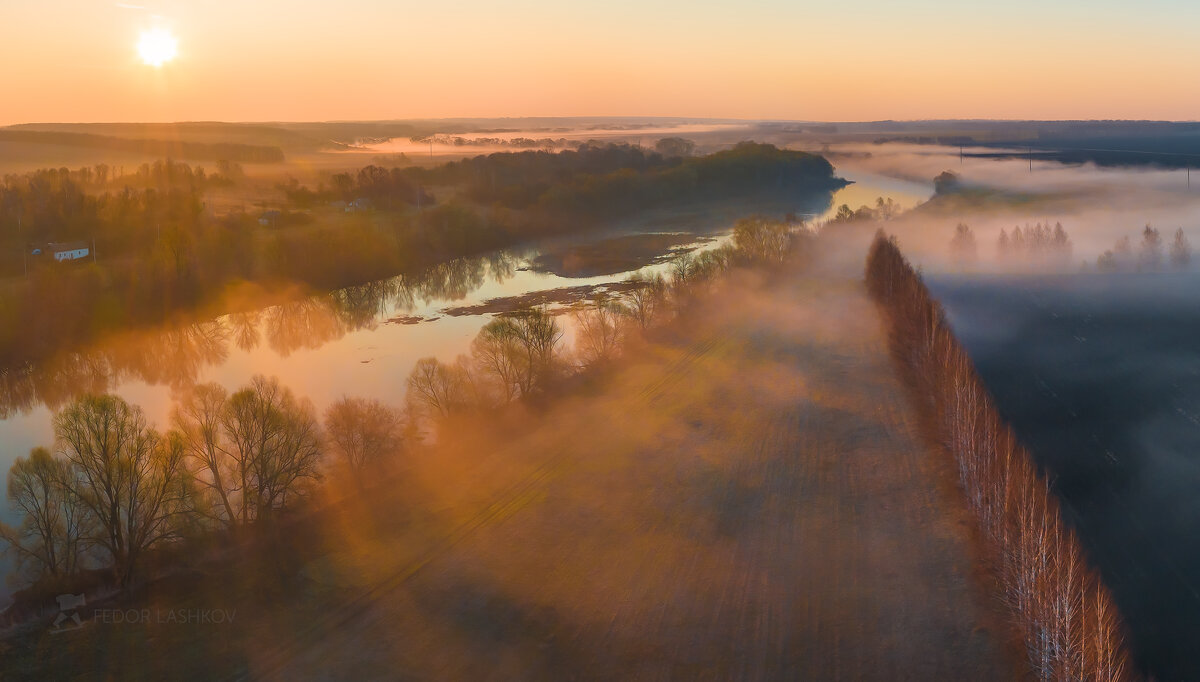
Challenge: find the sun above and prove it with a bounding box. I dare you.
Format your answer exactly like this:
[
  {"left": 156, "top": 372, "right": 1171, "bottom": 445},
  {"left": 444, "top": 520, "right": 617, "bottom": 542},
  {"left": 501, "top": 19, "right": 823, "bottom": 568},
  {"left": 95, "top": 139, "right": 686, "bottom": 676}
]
[{"left": 137, "top": 28, "right": 177, "bottom": 67}]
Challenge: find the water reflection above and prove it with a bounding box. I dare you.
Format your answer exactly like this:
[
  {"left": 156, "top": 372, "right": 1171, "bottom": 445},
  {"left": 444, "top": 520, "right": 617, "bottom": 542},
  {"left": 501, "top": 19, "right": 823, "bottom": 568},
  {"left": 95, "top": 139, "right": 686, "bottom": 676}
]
[
  {"left": 0, "top": 251, "right": 523, "bottom": 418},
  {"left": 0, "top": 179, "right": 865, "bottom": 423},
  {"left": 229, "top": 311, "right": 261, "bottom": 352},
  {"left": 398, "top": 251, "right": 517, "bottom": 307}
]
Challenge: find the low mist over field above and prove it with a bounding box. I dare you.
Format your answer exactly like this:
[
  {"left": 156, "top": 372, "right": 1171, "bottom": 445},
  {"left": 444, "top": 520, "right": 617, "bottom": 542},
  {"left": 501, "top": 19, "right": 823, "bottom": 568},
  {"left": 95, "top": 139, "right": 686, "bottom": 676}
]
[
  {"left": 7, "top": 0, "right": 1200, "bottom": 679},
  {"left": 933, "top": 275, "right": 1200, "bottom": 679}
]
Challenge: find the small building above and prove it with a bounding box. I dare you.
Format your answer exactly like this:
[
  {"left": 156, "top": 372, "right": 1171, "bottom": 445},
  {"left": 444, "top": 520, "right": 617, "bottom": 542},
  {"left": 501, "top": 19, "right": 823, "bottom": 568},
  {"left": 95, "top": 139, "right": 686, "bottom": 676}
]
[
  {"left": 48, "top": 241, "right": 90, "bottom": 263},
  {"left": 258, "top": 210, "right": 282, "bottom": 227},
  {"left": 347, "top": 197, "right": 373, "bottom": 212}
]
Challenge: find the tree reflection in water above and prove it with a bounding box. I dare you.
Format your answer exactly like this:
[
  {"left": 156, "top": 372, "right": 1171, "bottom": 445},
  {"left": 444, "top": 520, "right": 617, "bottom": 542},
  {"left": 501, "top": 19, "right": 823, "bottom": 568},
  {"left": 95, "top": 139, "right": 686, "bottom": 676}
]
[
  {"left": 228, "top": 311, "right": 262, "bottom": 353},
  {"left": 0, "top": 250, "right": 521, "bottom": 417},
  {"left": 263, "top": 298, "right": 348, "bottom": 358}
]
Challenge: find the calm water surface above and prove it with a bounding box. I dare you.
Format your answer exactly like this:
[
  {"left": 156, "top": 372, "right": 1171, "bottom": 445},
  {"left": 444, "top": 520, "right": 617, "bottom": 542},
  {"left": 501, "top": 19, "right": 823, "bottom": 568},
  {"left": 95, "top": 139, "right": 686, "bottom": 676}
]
[{"left": 0, "top": 171, "right": 927, "bottom": 600}]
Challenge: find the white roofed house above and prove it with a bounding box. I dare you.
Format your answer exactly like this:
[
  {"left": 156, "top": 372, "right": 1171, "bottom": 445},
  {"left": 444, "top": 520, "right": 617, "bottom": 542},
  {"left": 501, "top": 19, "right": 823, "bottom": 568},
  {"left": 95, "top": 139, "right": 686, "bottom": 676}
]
[{"left": 48, "top": 241, "right": 90, "bottom": 263}]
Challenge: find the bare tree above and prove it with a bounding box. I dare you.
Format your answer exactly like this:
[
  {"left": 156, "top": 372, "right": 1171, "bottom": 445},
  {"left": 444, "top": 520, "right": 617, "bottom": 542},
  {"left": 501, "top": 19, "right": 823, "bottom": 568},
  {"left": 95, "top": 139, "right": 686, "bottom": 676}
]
[
  {"left": 54, "top": 395, "right": 188, "bottom": 587},
  {"left": 173, "top": 383, "right": 238, "bottom": 528},
  {"left": 950, "top": 223, "right": 977, "bottom": 265},
  {"left": 479, "top": 308, "right": 562, "bottom": 398},
  {"left": 624, "top": 272, "right": 668, "bottom": 332},
  {"left": 470, "top": 323, "right": 525, "bottom": 405},
  {"left": 668, "top": 252, "right": 710, "bottom": 305},
  {"left": 1009, "top": 225, "right": 1025, "bottom": 253},
  {"left": 174, "top": 378, "right": 323, "bottom": 530},
  {"left": 572, "top": 294, "right": 626, "bottom": 367},
  {"left": 406, "top": 357, "right": 470, "bottom": 419},
  {"left": 1052, "top": 222, "right": 1072, "bottom": 263},
  {"left": 732, "top": 216, "right": 793, "bottom": 264},
  {"left": 1138, "top": 225, "right": 1163, "bottom": 270},
  {"left": 0, "top": 447, "right": 89, "bottom": 580},
  {"left": 324, "top": 397, "right": 405, "bottom": 480},
  {"left": 1170, "top": 228, "right": 1191, "bottom": 269},
  {"left": 220, "top": 376, "right": 323, "bottom": 524},
  {"left": 875, "top": 196, "right": 900, "bottom": 220},
  {"left": 511, "top": 307, "right": 563, "bottom": 395},
  {"left": 1113, "top": 235, "right": 1132, "bottom": 259}
]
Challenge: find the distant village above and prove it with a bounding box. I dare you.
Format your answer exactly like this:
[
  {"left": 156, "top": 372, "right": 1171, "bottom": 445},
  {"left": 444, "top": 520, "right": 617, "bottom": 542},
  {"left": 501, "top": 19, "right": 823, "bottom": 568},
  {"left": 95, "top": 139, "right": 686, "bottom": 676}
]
[
  {"left": 26, "top": 197, "right": 375, "bottom": 267},
  {"left": 27, "top": 241, "right": 91, "bottom": 263}
]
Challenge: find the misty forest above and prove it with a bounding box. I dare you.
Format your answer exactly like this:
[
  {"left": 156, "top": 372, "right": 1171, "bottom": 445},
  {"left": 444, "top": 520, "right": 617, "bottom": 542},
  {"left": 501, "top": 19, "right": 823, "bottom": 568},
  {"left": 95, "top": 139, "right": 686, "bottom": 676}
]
[{"left": 7, "top": 1, "right": 1200, "bottom": 680}]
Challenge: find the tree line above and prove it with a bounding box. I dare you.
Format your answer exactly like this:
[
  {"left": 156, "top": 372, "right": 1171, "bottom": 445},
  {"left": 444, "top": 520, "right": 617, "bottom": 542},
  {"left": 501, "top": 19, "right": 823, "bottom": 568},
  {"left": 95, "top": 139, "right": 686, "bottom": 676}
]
[
  {"left": 0, "top": 129, "right": 284, "bottom": 163},
  {"left": 2, "top": 378, "right": 405, "bottom": 592},
  {"left": 282, "top": 141, "right": 839, "bottom": 215},
  {"left": 866, "top": 232, "right": 1132, "bottom": 681},
  {"left": 829, "top": 197, "right": 902, "bottom": 224},
  {"left": 531, "top": 142, "right": 842, "bottom": 222},
  {"left": 281, "top": 165, "right": 433, "bottom": 209},
  {"left": 0, "top": 143, "right": 842, "bottom": 371},
  {"left": 945, "top": 221, "right": 1075, "bottom": 268},
  {"left": 1093, "top": 225, "right": 1190, "bottom": 272},
  {"left": 945, "top": 221, "right": 1194, "bottom": 274},
  {"left": 0, "top": 164, "right": 213, "bottom": 255},
  {"left": 997, "top": 222, "right": 1073, "bottom": 263}
]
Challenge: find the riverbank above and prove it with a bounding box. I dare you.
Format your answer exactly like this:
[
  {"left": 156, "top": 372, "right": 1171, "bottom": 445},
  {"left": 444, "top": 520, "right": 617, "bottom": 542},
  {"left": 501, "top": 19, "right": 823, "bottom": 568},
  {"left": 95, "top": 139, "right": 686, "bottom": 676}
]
[{"left": 0, "top": 241, "right": 1019, "bottom": 679}]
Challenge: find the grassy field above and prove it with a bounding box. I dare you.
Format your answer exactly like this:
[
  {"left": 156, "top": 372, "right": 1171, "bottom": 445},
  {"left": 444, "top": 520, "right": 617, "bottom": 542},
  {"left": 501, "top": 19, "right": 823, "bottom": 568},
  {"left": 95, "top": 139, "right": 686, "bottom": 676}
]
[{"left": 0, "top": 260, "right": 1019, "bottom": 680}]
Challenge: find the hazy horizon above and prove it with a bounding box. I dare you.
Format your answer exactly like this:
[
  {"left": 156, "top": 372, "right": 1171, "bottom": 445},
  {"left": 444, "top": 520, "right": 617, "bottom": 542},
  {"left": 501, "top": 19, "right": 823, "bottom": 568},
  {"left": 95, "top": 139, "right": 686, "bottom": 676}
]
[
  {"left": 5, "top": 2, "right": 1200, "bottom": 679},
  {"left": 7, "top": 116, "right": 1200, "bottom": 126},
  {"left": 6, "top": 0, "right": 1200, "bottom": 125}
]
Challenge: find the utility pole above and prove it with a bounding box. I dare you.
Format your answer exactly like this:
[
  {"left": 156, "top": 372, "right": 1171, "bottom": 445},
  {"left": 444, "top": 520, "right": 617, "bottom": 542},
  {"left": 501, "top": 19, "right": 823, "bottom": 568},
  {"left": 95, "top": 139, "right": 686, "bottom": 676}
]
[{"left": 959, "top": 145, "right": 963, "bottom": 164}]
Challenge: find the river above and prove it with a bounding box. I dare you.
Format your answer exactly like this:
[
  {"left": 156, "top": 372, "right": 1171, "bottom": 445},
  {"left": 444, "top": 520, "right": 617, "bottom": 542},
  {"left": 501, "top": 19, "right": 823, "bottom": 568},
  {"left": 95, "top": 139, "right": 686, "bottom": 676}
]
[{"left": 0, "top": 169, "right": 932, "bottom": 600}]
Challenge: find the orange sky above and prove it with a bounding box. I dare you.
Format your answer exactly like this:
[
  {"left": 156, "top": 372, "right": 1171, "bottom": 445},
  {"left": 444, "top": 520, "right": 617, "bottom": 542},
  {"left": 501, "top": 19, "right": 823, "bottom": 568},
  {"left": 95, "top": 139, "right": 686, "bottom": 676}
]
[{"left": 3, "top": 0, "right": 1199, "bottom": 124}]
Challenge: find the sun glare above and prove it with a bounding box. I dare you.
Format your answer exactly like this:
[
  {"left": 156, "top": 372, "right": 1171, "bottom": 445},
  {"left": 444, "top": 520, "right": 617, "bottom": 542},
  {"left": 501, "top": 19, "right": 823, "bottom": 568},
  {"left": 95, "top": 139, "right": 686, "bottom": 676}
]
[{"left": 137, "top": 28, "right": 177, "bottom": 67}]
